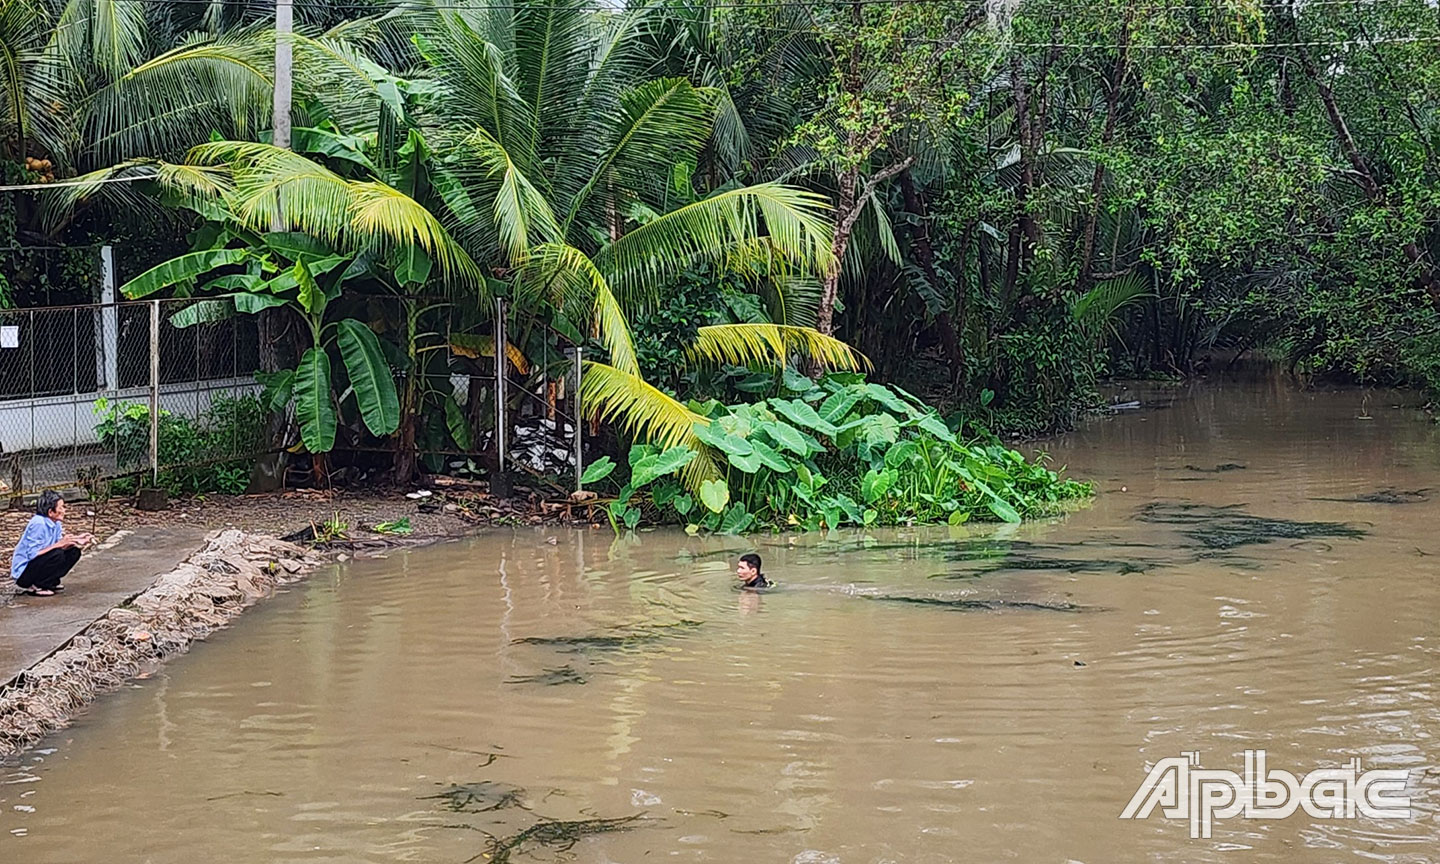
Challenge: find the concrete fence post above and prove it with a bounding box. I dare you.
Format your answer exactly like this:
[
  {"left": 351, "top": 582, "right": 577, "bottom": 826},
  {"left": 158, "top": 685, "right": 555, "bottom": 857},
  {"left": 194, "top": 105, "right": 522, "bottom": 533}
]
[{"left": 96, "top": 245, "right": 119, "bottom": 392}]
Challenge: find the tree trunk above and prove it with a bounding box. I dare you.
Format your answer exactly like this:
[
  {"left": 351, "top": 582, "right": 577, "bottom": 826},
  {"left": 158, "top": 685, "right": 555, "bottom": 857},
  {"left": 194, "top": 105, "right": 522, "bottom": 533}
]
[
  {"left": 898, "top": 170, "right": 964, "bottom": 385},
  {"left": 1293, "top": 40, "right": 1440, "bottom": 306},
  {"left": 1077, "top": 13, "right": 1131, "bottom": 292},
  {"left": 817, "top": 164, "right": 859, "bottom": 336}
]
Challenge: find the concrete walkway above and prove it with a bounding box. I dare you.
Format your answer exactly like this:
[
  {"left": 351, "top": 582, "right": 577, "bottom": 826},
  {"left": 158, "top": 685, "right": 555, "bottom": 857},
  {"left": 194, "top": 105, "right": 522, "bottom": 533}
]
[{"left": 0, "top": 525, "right": 207, "bottom": 687}]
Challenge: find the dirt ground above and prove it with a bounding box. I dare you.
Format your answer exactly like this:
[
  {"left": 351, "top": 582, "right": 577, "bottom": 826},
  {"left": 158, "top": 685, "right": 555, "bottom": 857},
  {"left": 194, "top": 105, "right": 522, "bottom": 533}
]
[{"left": 1, "top": 482, "right": 602, "bottom": 604}]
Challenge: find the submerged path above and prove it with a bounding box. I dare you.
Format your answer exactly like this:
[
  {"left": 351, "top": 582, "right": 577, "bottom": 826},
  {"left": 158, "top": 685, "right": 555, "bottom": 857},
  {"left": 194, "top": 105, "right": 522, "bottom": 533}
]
[{"left": 0, "top": 525, "right": 206, "bottom": 687}]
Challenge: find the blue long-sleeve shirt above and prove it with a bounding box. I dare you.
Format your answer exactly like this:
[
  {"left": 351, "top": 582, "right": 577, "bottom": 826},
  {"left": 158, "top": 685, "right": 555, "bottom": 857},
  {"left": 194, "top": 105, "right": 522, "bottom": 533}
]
[{"left": 10, "top": 515, "right": 62, "bottom": 581}]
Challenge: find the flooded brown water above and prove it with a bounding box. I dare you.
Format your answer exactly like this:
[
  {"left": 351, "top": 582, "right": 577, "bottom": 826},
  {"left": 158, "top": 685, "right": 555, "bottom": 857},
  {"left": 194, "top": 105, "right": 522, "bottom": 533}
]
[{"left": 6, "top": 379, "right": 1440, "bottom": 862}]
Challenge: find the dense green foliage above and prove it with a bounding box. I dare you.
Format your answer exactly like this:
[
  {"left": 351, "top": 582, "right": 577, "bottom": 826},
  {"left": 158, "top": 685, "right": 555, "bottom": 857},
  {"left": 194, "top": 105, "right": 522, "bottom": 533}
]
[
  {"left": 584, "top": 373, "right": 1090, "bottom": 533},
  {"left": 93, "top": 394, "right": 264, "bottom": 495},
  {"left": 15, "top": 0, "right": 1440, "bottom": 515}
]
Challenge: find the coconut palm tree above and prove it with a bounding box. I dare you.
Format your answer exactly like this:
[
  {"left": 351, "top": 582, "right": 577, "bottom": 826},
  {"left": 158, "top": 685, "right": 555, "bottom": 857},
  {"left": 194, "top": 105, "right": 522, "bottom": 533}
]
[{"left": 89, "top": 0, "right": 861, "bottom": 483}]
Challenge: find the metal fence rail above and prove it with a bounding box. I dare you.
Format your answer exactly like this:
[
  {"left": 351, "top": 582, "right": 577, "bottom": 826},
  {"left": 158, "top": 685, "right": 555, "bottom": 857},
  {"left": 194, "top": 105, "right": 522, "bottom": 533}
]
[
  {"left": 0, "top": 296, "right": 263, "bottom": 497},
  {"left": 1, "top": 289, "right": 586, "bottom": 499}
]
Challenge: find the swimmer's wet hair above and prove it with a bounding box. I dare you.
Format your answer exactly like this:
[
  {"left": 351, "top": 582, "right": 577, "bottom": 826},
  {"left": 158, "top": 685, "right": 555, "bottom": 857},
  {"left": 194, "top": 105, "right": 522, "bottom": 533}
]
[{"left": 739, "top": 552, "right": 762, "bottom": 572}]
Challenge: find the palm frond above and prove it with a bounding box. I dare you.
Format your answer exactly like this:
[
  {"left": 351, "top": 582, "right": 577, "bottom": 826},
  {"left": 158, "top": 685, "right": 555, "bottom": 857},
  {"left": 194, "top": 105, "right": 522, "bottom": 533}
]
[
  {"left": 596, "top": 183, "right": 833, "bottom": 306},
  {"left": 459, "top": 125, "right": 562, "bottom": 262},
  {"left": 86, "top": 30, "right": 273, "bottom": 162},
  {"left": 564, "top": 76, "right": 713, "bottom": 228},
  {"left": 686, "top": 324, "right": 866, "bottom": 371},
  {"left": 579, "top": 360, "right": 719, "bottom": 487},
  {"left": 519, "top": 242, "right": 640, "bottom": 375}
]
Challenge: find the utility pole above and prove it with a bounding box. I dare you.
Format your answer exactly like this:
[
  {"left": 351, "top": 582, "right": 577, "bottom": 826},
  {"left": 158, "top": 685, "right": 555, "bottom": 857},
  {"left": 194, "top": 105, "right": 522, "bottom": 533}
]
[{"left": 272, "top": 0, "right": 292, "bottom": 155}]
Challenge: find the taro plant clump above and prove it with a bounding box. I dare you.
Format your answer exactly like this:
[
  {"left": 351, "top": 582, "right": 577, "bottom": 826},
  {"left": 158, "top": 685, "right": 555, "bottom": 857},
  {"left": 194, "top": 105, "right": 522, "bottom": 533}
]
[{"left": 583, "top": 372, "right": 1091, "bottom": 534}]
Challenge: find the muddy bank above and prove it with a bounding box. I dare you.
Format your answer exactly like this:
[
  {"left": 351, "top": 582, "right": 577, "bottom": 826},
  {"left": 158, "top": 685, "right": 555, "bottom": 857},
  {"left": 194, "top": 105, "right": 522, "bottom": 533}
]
[
  {"left": 0, "top": 530, "right": 323, "bottom": 759},
  {"left": 2, "top": 486, "right": 601, "bottom": 605}
]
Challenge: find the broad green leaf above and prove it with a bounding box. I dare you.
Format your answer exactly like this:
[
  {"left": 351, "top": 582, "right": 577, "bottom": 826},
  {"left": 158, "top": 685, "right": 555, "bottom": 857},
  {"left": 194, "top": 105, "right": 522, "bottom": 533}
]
[
  {"left": 720, "top": 503, "right": 754, "bottom": 535},
  {"left": 673, "top": 495, "right": 694, "bottom": 516},
  {"left": 728, "top": 449, "right": 763, "bottom": 473},
  {"left": 335, "top": 319, "right": 400, "bottom": 436},
  {"left": 631, "top": 446, "right": 697, "bottom": 487},
  {"left": 865, "top": 383, "right": 915, "bottom": 417},
  {"left": 692, "top": 421, "right": 753, "bottom": 456},
  {"left": 444, "top": 394, "right": 472, "bottom": 449},
  {"left": 200, "top": 274, "right": 264, "bottom": 293},
  {"left": 262, "top": 232, "right": 338, "bottom": 260},
  {"left": 169, "top": 299, "right": 234, "bottom": 329},
  {"left": 986, "top": 497, "right": 1022, "bottom": 523},
  {"left": 858, "top": 413, "right": 901, "bottom": 448},
  {"left": 770, "top": 398, "right": 838, "bottom": 436},
  {"left": 764, "top": 420, "right": 808, "bottom": 455},
  {"left": 294, "top": 260, "right": 326, "bottom": 319},
  {"left": 782, "top": 366, "right": 816, "bottom": 393},
  {"left": 121, "top": 249, "right": 249, "bottom": 298},
  {"left": 623, "top": 506, "right": 642, "bottom": 529},
  {"left": 861, "top": 468, "right": 896, "bottom": 504},
  {"left": 628, "top": 443, "right": 658, "bottom": 467},
  {"left": 917, "top": 413, "right": 956, "bottom": 442},
  {"left": 580, "top": 455, "right": 617, "bottom": 484},
  {"left": 819, "top": 386, "right": 865, "bottom": 423},
  {"left": 295, "top": 347, "right": 336, "bottom": 452},
  {"left": 651, "top": 479, "right": 681, "bottom": 508},
  {"left": 699, "top": 478, "right": 730, "bottom": 513},
  {"left": 832, "top": 494, "right": 864, "bottom": 525},
  {"left": 234, "top": 292, "right": 289, "bottom": 314},
  {"left": 747, "top": 438, "right": 793, "bottom": 472},
  {"left": 255, "top": 369, "right": 294, "bottom": 413},
  {"left": 863, "top": 508, "right": 878, "bottom": 526},
  {"left": 394, "top": 244, "right": 433, "bottom": 287}
]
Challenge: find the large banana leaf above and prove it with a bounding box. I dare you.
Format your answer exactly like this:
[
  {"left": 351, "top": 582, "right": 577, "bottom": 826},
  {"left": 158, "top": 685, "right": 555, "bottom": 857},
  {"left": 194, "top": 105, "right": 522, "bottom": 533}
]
[
  {"left": 120, "top": 248, "right": 250, "bottom": 298},
  {"left": 335, "top": 319, "right": 400, "bottom": 437},
  {"left": 295, "top": 346, "right": 337, "bottom": 452}
]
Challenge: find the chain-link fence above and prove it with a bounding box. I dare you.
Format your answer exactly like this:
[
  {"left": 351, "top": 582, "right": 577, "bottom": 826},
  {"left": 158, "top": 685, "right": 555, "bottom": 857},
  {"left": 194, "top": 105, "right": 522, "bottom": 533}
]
[
  {"left": 338, "top": 295, "right": 585, "bottom": 491},
  {"left": 1, "top": 276, "right": 585, "bottom": 498},
  {"left": 1, "top": 297, "right": 264, "bottom": 497}
]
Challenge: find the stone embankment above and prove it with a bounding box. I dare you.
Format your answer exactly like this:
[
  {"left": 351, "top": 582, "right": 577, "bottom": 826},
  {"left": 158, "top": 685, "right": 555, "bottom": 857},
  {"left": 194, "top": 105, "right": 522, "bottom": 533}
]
[{"left": 0, "top": 530, "right": 322, "bottom": 758}]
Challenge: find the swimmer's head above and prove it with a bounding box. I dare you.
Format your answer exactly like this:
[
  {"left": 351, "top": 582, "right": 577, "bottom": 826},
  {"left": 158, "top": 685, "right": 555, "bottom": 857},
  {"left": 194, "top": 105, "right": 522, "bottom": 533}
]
[{"left": 736, "top": 553, "right": 762, "bottom": 582}]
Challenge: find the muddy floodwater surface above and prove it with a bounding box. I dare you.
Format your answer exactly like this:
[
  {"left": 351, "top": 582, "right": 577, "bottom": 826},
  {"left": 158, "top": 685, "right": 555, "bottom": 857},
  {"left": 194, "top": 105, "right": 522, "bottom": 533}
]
[{"left": 7, "top": 379, "right": 1440, "bottom": 862}]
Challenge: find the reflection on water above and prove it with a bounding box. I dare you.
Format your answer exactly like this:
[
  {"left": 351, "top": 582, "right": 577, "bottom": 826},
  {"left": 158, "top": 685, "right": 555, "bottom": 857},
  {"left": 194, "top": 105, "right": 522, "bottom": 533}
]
[{"left": 6, "top": 378, "right": 1440, "bottom": 863}]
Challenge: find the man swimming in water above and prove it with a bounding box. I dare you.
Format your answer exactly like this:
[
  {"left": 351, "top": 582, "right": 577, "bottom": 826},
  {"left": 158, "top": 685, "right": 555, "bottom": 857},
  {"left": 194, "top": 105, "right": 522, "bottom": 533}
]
[{"left": 736, "top": 553, "right": 769, "bottom": 589}]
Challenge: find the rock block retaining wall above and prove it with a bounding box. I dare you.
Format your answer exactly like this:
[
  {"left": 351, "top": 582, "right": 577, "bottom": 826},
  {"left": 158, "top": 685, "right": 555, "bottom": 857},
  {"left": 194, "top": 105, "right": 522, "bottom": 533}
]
[{"left": 0, "top": 530, "right": 322, "bottom": 758}]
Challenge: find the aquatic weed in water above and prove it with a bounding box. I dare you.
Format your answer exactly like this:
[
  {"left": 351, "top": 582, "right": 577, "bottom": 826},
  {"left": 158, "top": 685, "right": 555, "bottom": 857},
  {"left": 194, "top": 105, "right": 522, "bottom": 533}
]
[
  {"left": 1136, "top": 502, "right": 1365, "bottom": 550},
  {"left": 468, "top": 814, "right": 645, "bottom": 864}
]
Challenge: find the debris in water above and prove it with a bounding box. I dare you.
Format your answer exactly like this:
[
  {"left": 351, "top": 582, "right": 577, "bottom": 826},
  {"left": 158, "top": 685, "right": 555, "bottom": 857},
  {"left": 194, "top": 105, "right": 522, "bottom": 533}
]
[
  {"left": 513, "top": 620, "right": 702, "bottom": 654},
  {"left": 1135, "top": 502, "right": 1364, "bottom": 550},
  {"left": 1182, "top": 463, "right": 1247, "bottom": 473},
  {"left": 467, "top": 814, "right": 645, "bottom": 864},
  {"left": 205, "top": 790, "right": 284, "bottom": 802},
  {"left": 421, "top": 781, "right": 528, "bottom": 813},
  {"left": 1311, "top": 488, "right": 1430, "bottom": 505},
  {"left": 869, "top": 595, "right": 1092, "bottom": 613},
  {"left": 506, "top": 666, "right": 588, "bottom": 686},
  {"left": 1073, "top": 660, "right": 1087, "bottom": 667}
]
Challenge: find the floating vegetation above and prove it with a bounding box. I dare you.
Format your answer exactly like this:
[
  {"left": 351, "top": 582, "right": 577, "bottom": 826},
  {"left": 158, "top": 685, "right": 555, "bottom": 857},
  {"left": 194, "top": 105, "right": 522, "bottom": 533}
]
[
  {"left": 870, "top": 595, "right": 1092, "bottom": 613},
  {"left": 468, "top": 815, "right": 645, "bottom": 864},
  {"left": 1182, "top": 463, "right": 1247, "bottom": 473},
  {"left": 1136, "top": 502, "right": 1365, "bottom": 550},
  {"left": 421, "top": 781, "right": 528, "bottom": 813},
  {"left": 513, "top": 620, "right": 702, "bottom": 654},
  {"left": 1311, "top": 488, "right": 1430, "bottom": 505},
  {"left": 506, "top": 666, "right": 587, "bottom": 686}
]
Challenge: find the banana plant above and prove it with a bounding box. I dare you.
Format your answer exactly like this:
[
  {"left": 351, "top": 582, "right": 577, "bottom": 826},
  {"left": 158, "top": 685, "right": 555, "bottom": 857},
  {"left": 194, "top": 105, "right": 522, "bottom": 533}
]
[{"left": 120, "top": 238, "right": 400, "bottom": 453}]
